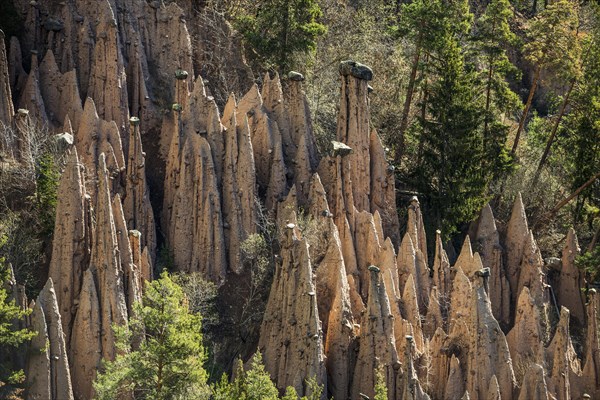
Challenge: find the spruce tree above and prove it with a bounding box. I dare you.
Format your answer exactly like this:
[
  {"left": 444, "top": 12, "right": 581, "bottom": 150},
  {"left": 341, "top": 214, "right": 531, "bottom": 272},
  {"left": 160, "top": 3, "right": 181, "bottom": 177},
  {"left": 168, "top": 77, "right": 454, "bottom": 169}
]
[
  {"left": 475, "top": 0, "right": 520, "bottom": 135},
  {"left": 474, "top": 0, "right": 520, "bottom": 180},
  {"left": 235, "top": 0, "right": 327, "bottom": 72},
  {"left": 211, "top": 353, "right": 323, "bottom": 399},
  {"left": 373, "top": 367, "right": 387, "bottom": 400},
  {"left": 408, "top": 3, "right": 490, "bottom": 238},
  {"left": 393, "top": 0, "right": 472, "bottom": 165}
]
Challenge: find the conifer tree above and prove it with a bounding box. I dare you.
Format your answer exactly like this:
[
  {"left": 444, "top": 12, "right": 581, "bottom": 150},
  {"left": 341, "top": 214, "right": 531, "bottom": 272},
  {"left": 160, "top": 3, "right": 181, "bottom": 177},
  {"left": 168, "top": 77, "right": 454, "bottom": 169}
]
[
  {"left": 235, "top": 0, "right": 327, "bottom": 72},
  {"left": 94, "top": 272, "right": 209, "bottom": 400},
  {"left": 373, "top": 367, "right": 387, "bottom": 400},
  {"left": 394, "top": 0, "right": 471, "bottom": 165},
  {"left": 474, "top": 0, "right": 520, "bottom": 180},
  {"left": 511, "top": 0, "right": 580, "bottom": 155},
  {"left": 0, "top": 255, "right": 34, "bottom": 395},
  {"left": 558, "top": 6, "right": 600, "bottom": 221},
  {"left": 404, "top": 1, "right": 492, "bottom": 238},
  {"left": 211, "top": 353, "right": 323, "bottom": 399},
  {"left": 414, "top": 32, "right": 487, "bottom": 238},
  {"left": 475, "top": 0, "right": 520, "bottom": 136}
]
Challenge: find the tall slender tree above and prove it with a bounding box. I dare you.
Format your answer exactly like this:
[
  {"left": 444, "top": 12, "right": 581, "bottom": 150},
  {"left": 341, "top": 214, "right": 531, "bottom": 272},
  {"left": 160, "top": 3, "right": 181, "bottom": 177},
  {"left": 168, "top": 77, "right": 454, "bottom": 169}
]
[
  {"left": 474, "top": 0, "right": 520, "bottom": 180},
  {"left": 94, "top": 273, "right": 210, "bottom": 400},
  {"left": 393, "top": 0, "right": 444, "bottom": 165},
  {"left": 235, "top": 0, "right": 327, "bottom": 73},
  {"left": 0, "top": 257, "right": 34, "bottom": 396},
  {"left": 559, "top": 9, "right": 600, "bottom": 222},
  {"left": 511, "top": 0, "right": 580, "bottom": 155},
  {"left": 394, "top": 0, "right": 472, "bottom": 165},
  {"left": 475, "top": 0, "right": 520, "bottom": 137},
  {"left": 410, "top": 6, "right": 490, "bottom": 238}
]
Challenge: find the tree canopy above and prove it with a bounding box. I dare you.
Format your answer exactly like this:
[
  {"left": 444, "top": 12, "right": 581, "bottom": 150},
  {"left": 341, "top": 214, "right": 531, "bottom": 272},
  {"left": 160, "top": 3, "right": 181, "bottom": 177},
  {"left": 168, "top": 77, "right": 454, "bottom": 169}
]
[{"left": 94, "top": 272, "right": 210, "bottom": 400}]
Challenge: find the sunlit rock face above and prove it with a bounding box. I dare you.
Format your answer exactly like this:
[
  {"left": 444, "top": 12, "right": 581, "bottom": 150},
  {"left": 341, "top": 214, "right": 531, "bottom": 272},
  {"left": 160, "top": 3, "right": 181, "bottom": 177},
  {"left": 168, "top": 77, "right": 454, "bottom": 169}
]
[{"left": 3, "top": 2, "right": 595, "bottom": 396}]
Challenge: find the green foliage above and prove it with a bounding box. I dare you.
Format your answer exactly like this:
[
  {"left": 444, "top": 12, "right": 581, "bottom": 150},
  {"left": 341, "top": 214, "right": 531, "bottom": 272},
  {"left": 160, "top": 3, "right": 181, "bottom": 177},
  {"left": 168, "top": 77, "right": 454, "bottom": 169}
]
[
  {"left": 576, "top": 245, "right": 600, "bottom": 283},
  {"left": 472, "top": 0, "right": 520, "bottom": 181},
  {"left": 301, "top": 376, "right": 323, "bottom": 400},
  {"left": 94, "top": 272, "right": 210, "bottom": 400},
  {"left": 281, "top": 386, "right": 299, "bottom": 400},
  {"left": 235, "top": 0, "right": 327, "bottom": 72},
  {"left": 211, "top": 354, "right": 279, "bottom": 400},
  {"left": 211, "top": 353, "right": 323, "bottom": 400},
  {"left": 242, "top": 353, "right": 280, "bottom": 399},
  {"left": 0, "top": 248, "right": 35, "bottom": 392},
  {"left": 523, "top": 0, "right": 581, "bottom": 81},
  {"left": 418, "top": 43, "right": 487, "bottom": 237},
  {"left": 394, "top": 0, "right": 472, "bottom": 46},
  {"left": 475, "top": 0, "right": 521, "bottom": 114},
  {"left": 35, "top": 153, "right": 60, "bottom": 237},
  {"left": 404, "top": 4, "right": 492, "bottom": 239},
  {"left": 0, "top": 123, "right": 64, "bottom": 298},
  {"left": 560, "top": 13, "right": 600, "bottom": 191},
  {"left": 374, "top": 366, "right": 387, "bottom": 400}
]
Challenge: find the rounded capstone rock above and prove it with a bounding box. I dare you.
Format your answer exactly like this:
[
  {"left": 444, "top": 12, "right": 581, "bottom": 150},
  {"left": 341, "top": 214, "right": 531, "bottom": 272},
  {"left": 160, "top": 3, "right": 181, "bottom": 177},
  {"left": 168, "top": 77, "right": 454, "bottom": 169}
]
[
  {"left": 339, "top": 60, "right": 373, "bottom": 81},
  {"left": 43, "top": 18, "right": 64, "bottom": 32},
  {"left": 368, "top": 265, "right": 380, "bottom": 273},
  {"left": 288, "top": 71, "right": 305, "bottom": 81},
  {"left": 175, "top": 69, "right": 189, "bottom": 80}
]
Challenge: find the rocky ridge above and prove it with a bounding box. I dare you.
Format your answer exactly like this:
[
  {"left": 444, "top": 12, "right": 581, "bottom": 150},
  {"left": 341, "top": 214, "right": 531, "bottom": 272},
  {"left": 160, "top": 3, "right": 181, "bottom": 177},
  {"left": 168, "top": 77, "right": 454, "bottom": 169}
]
[{"left": 0, "top": 1, "right": 598, "bottom": 399}]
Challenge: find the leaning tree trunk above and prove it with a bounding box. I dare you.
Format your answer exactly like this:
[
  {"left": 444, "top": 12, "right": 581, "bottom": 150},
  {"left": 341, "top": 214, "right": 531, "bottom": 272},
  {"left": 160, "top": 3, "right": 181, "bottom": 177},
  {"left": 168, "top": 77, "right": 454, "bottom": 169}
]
[
  {"left": 531, "top": 78, "right": 577, "bottom": 187},
  {"left": 395, "top": 33, "right": 423, "bottom": 166},
  {"left": 511, "top": 65, "right": 541, "bottom": 155},
  {"left": 533, "top": 171, "right": 600, "bottom": 231}
]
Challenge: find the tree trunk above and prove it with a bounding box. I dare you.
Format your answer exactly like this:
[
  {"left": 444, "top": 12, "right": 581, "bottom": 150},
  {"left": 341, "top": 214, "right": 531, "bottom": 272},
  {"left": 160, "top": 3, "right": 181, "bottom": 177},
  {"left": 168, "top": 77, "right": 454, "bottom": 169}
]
[
  {"left": 531, "top": 78, "right": 576, "bottom": 187},
  {"left": 483, "top": 56, "right": 495, "bottom": 141},
  {"left": 157, "top": 359, "right": 163, "bottom": 398},
  {"left": 511, "top": 66, "right": 541, "bottom": 155},
  {"left": 533, "top": 171, "right": 600, "bottom": 231},
  {"left": 395, "top": 33, "right": 423, "bottom": 165},
  {"left": 417, "top": 60, "right": 429, "bottom": 165},
  {"left": 279, "top": 0, "right": 290, "bottom": 74}
]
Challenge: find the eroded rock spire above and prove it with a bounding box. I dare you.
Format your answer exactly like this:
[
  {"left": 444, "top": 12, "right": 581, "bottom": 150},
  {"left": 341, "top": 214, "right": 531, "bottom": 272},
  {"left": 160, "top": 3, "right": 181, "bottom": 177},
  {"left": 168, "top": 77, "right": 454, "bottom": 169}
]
[
  {"left": 258, "top": 221, "right": 327, "bottom": 397},
  {"left": 48, "top": 148, "right": 89, "bottom": 346}
]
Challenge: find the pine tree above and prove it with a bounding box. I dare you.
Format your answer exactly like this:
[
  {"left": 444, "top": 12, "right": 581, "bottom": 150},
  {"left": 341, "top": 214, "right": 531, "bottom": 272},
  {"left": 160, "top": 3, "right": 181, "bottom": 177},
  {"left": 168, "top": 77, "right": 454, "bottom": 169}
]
[
  {"left": 211, "top": 354, "right": 279, "bottom": 400},
  {"left": 211, "top": 353, "right": 323, "bottom": 399},
  {"left": 475, "top": 0, "right": 520, "bottom": 135},
  {"left": 474, "top": 0, "right": 520, "bottom": 180},
  {"left": 94, "top": 272, "right": 210, "bottom": 400},
  {"left": 559, "top": 6, "right": 600, "bottom": 221},
  {"left": 235, "top": 0, "right": 327, "bottom": 72},
  {"left": 511, "top": 0, "right": 580, "bottom": 155},
  {"left": 393, "top": 0, "right": 444, "bottom": 164},
  {"left": 0, "top": 253, "right": 34, "bottom": 395}
]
